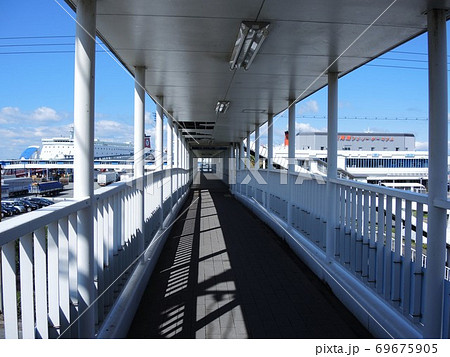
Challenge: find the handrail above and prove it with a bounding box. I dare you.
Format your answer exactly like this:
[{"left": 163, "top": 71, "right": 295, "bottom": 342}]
[
  {"left": 0, "top": 198, "right": 90, "bottom": 245},
  {"left": 330, "top": 177, "right": 428, "bottom": 204}
]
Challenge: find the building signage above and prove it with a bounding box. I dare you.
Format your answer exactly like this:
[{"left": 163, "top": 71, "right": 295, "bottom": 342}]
[{"left": 338, "top": 135, "right": 394, "bottom": 142}]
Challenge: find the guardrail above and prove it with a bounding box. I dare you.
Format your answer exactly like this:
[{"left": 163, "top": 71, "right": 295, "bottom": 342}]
[
  {"left": 0, "top": 167, "right": 190, "bottom": 338},
  {"left": 235, "top": 168, "right": 450, "bottom": 336}
]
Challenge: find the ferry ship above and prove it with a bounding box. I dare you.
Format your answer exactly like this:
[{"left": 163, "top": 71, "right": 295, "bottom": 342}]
[{"left": 20, "top": 128, "right": 138, "bottom": 160}]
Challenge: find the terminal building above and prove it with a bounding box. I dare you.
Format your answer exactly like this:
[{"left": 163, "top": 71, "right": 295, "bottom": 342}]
[
  {"left": 296, "top": 132, "right": 415, "bottom": 151},
  {"left": 273, "top": 132, "right": 428, "bottom": 192}
]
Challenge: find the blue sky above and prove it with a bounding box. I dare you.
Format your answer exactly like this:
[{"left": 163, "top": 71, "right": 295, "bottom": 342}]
[{"left": 0, "top": 0, "right": 448, "bottom": 159}]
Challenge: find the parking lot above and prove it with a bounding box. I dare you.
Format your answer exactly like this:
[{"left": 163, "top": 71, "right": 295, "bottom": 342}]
[{"left": 1, "top": 182, "right": 105, "bottom": 221}]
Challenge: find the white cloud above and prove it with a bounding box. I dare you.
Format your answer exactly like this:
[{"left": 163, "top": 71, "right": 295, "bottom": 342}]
[
  {"left": 0, "top": 106, "right": 62, "bottom": 123},
  {"left": 95, "top": 120, "right": 134, "bottom": 143},
  {"left": 298, "top": 100, "right": 319, "bottom": 115},
  {"left": 295, "top": 122, "right": 324, "bottom": 133},
  {"left": 31, "top": 106, "right": 61, "bottom": 121},
  {"left": 415, "top": 141, "right": 428, "bottom": 151}
]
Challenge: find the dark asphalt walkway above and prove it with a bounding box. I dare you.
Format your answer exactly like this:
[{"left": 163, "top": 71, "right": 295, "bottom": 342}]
[{"left": 127, "top": 173, "right": 372, "bottom": 339}]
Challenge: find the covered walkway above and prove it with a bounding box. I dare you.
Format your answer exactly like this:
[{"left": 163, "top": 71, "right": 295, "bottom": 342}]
[{"left": 127, "top": 173, "right": 371, "bottom": 338}]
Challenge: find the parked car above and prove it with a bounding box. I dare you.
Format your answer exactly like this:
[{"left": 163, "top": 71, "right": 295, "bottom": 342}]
[
  {"left": 28, "top": 197, "right": 54, "bottom": 207},
  {"left": 15, "top": 199, "right": 39, "bottom": 211},
  {"left": 1, "top": 203, "right": 16, "bottom": 216},
  {"left": 2, "top": 201, "right": 24, "bottom": 214},
  {"left": 3, "top": 200, "right": 27, "bottom": 214}
]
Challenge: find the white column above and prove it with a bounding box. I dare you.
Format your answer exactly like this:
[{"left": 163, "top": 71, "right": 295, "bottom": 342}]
[
  {"left": 246, "top": 131, "right": 251, "bottom": 167},
  {"left": 181, "top": 135, "right": 186, "bottom": 188},
  {"left": 267, "top": 113, "right": 274, "bottom": 170},
  {"left": 423, "top": 8, "right": 448, "bottom": 339},
  {"left": 73, "top": 0, "right": 96, "bottom": 338},
  {"left": 133, "top": 66, "right": 145, "bottom": 257},
  {"left": 239, "top": 140, "right": 244, "bottom": 170},
  {"left": 155, "top": 96, "right": 164, "bottom": 226},
  {"left": 288, "top": 100, "right": 296, "bottom": 173},
  {"left": 287, "top": 100, "right": 296, "bottom": 226},
  {"left": 155, "top": 96, "right": 164, "bottom": 171},
  {"left": 173, "top": 122, "right": 179, "bottom": 201},
  {"left": 326, "top": 72, "right": 338, "bottom": 261},
  {"left": 230, "top": 143, "right": 235, "bottom": 191},
  {"left": 167, "top": 112, "right": 173, "bottom": 211},
  {"left": 255, "top": 124, "right": 260, "bottom": 169}
]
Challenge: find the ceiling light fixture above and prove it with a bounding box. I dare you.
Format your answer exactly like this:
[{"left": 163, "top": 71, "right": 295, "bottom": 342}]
[
  {"left": 229, "top": 21, "right": 270, "bottom": 70},
  {"left": 215, "top": 100, "right": 230, "bottom": 114}
]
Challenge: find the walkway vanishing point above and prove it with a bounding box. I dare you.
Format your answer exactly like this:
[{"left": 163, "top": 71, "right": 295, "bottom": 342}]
[{"left": 127, "top": 174, "right": 372, "bottom": 339}]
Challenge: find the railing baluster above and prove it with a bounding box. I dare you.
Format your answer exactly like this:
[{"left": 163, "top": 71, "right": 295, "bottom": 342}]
[
  {"left": 350, "top": 187, "right": 357, "bottom": 272},
  {"left": 403, "top": 200, "right": 412, "bottom": 316},
  {"left": 93, "top": 201, "right": 99, "bottom": 327},
  {"left": 47, "top": 221, "right": 60, "bottom": 337},
  {"left": 384, "top": 195, "right": 393, "bottom": 300},
  {"left": 1, "top": 241, "right": 18, "bottom": 338},
  {"left": 34, "top": 226, "right": 48, "bottom": 339},
  {"left": 412, "top": 203, "right": 424, "bottom": 322},
  {"left": 96, "top": 201, "right": 105, "bottom": 323},
  {"left": 392, "top": 197, "right": 402, "bottom": 305},
  {"left": 68, "top": 213, "right": 78, "bottom": 338},
  {"left": 103, "top": 200, "right": 112, "bottom": 311},
  {"left": 368, "top": 191, "right": 377, "bottom": 287},
  {"left": 58, "top": 217, "right": 70, "bottom": 337},
  {"left": 376, "top": 193, "right": 385, "bottom": 294},
  {"left": 355, "top": 188, "right": 363, "bottom": 275},
  {"left": 339, "top": 186, "right": 346, "bottom": 263},
  {"left": 19, "top": 233, "right": 34, "bottom": 339},
  {"left": 362, "top": 191, "right": 370, "bottom": 281},
  {"left": 345, "top": 187, "right": 351, "bottom": 267}
]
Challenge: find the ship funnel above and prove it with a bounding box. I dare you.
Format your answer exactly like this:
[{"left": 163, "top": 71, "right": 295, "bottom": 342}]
[{"left": 284, "top": 131, "right": 289, "bottom": 146}]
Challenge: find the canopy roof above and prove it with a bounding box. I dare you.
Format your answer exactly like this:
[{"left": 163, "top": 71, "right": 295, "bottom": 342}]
[{"left": 68, "top": 0, "right": 449, "bottom": 154}]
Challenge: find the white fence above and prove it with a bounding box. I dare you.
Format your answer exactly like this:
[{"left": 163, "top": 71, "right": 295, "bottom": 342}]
[
  {"left": 0, "top": 168, "right": 190, "bottom": 338},
  {"left": 235, "top": 168, "right": 450, "bottom": 337}
]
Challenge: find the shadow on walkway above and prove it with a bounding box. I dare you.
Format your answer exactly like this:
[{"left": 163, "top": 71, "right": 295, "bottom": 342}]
[{"left": 127, "top": 173, "right": 372, "bottom": 339}]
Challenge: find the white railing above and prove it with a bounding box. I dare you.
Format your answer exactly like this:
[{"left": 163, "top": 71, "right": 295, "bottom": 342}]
[
  {"left": 235, "top": 168, "right": 449, "bottom": 335},
  {"left": 0, "top": 167, "right": 191, "bottom": 339}
]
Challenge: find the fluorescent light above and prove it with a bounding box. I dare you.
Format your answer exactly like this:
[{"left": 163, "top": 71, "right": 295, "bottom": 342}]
[
  {"left": 215, "top": 101, "right": 230, "bottom": 114},
  {"left": 229, "top": 21, "right": 270, "bottom": 70}
]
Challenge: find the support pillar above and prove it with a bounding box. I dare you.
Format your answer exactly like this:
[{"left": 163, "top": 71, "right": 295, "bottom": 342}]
[
  {"left": 255, "top": 124, "right": 260, "bottom": 169},
  {"left": 167, "top": 112, "right": 173, "bottom": 212},
  {"left": 73, "top": 0, "right": 96, "bottom": 338},
  {"left": 181, "top": 135, "right": 186, "bottom": 188},
  {"left": 133, "top": 66, "right": 145, "bottom": 257},
  {"left": 155, "top": 96, "right": 164, "bottom": 226},
  {"left": 239, "top": 140, "right": 244, "bottom": 170},
  {"left": 246, "top": 131, "right": 251, "bottom": 166},
  {"left": 266, "top": 113, "right": 274, "bottom": 209},
  {"left": 326, "top": 72, "right": 338, "bottom": 261},
  {"left": 287, "top": 100, "right": 296, "bottom": 225},
  {"left": 267, "top": 113, "right": 274, "bottom": 170},
  {"left": 173, "top": 122, "right": 179, "bottom": 202},
  {"left": 155, "top": 97, "right": 164, "bottom": 171},
  {"left": 423, "top": 8, "right": 448, "bottom": 339}
]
